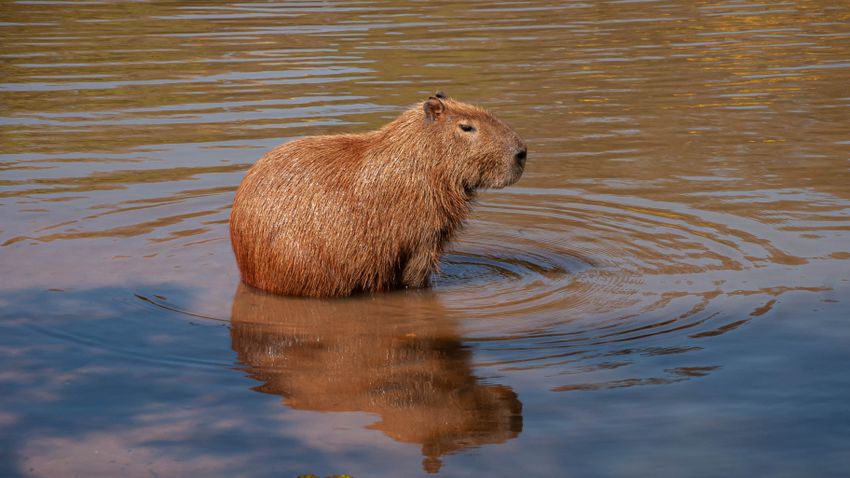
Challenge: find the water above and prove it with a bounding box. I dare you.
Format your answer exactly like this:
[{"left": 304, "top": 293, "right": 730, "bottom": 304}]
[{"left": 2, "top": 1, "right": 849, "bottom": 476}]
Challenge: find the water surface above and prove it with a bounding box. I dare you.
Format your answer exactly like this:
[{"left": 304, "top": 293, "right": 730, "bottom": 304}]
[{"left": 2, "top": 1, "right": 849, "bottom": 476}]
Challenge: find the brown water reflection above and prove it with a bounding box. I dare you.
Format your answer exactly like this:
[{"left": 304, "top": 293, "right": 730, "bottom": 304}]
[
  {"left": 2, "top": 0, "right": 850, "bottom": 476},
  {"left": 231, "top": 285, "right": 521, "bottom": 473}
]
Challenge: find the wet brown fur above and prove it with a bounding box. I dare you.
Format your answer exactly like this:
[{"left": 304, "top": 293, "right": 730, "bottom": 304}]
[{"left": 230, "top": 93, "right": 527, "bottom": 297}]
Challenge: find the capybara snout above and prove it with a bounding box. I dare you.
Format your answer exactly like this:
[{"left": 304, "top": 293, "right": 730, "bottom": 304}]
[{"left": 230, "top": 92, "right": 527, "bottom": 297}]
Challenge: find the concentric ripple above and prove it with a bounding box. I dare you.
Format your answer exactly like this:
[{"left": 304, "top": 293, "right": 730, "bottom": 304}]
[
  {"left": 425, "top": 187, "right": 832, "bottom": 388},
  {"left": 438, "top": 188, "right": 759, "bottom": 317}
]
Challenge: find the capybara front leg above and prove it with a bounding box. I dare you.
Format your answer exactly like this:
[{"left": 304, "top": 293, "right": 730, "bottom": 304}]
[{"left": 402, "top": 246, "right": 439, "bottom": 289}]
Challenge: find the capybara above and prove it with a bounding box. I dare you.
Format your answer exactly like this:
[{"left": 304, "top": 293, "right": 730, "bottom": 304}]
[{"left": 230, "top": 92, "right": 527, "bottom": 297}]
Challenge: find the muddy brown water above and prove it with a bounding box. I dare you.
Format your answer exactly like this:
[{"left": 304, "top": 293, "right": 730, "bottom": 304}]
[{"left": 2, "top": 1, "right": 849, "bottom": 476}]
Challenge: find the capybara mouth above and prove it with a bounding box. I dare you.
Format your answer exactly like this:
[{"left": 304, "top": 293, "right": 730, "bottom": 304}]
[
  {"left": 505, "top": 156, "right": 526, "bottom": 187},
  {"left": 507, "top": 166, "right": 525, "bottom": 187}
]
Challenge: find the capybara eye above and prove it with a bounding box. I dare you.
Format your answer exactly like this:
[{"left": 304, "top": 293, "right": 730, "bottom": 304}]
[{"left": 459, "top": 124, "right": 475, "bottom": 133}]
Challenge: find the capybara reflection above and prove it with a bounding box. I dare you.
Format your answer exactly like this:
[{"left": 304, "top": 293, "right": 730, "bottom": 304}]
[
  {"left": 230, "top": 92, "right": 527, "bottom": 296},
  {"left": 230, "top": 284, "right": 522, "bottom": 473}
]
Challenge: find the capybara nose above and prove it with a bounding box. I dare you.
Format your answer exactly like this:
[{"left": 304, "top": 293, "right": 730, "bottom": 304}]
[{"left": 515, "top": 147, "right": 527, "bottom": 166}]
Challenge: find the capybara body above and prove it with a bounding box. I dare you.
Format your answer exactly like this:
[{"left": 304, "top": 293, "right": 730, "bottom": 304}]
[{"left": 230, "top": 92, "right": 527, "bottom": 297}]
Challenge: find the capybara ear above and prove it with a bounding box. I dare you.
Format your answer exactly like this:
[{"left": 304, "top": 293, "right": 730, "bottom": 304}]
[
  {"left": 423, "top": 96, "right": 446, "bottom": 122},
  {"left": 435, "top": 91, "right": 448, "bottom": 99}
]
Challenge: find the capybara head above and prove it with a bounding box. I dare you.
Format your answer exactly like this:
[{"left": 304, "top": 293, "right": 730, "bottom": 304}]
[{"left": 417, "top": 91, "right": 527, "bottom": 191}]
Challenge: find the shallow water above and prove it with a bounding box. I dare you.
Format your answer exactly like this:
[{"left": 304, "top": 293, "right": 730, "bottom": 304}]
[{"left": 2, "top": 1, "right": 849, "bottom": 476}]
